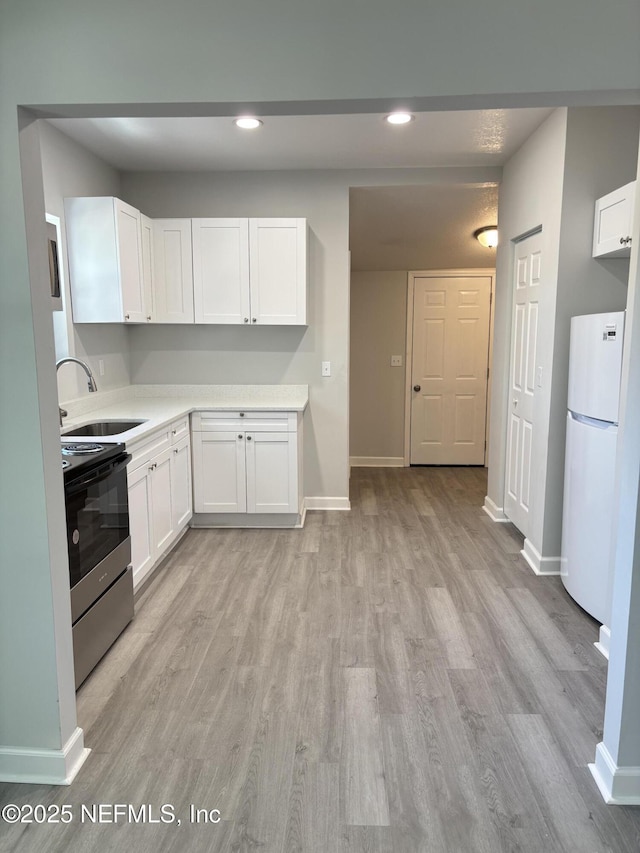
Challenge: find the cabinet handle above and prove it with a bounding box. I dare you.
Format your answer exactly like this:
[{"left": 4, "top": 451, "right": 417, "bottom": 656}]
[
  {"left": 125, "top": 313, "right": 130, "bottom": 320},
  {"left": 620, "top": 237, "right": 627, "bottom": 244},
  {"left": 238, "top": 434, "right": 243, "bottom": 440},
  {"left": 239, "top": 412, "right": 245, "bottom": 417},
  {"left": 413, "top": 385, "right": 421, "bottom": 392},
  {"left": 172, "top": 429, "right": 177, "bottom": 435},
  {"left": 252, "top": 318, "right": 257, "bottom": 323},
  {"left": 174, "top": 449, "right": 179, "bottom": 455},
  {"left": 147, "top": 315, "right": 152, "bottom": 321},
  {"left": 247, "top": 435, "right": 252, "bottom": 441},
  {"left": 244, "top": 318, "right": 249, "bottom": 323}
]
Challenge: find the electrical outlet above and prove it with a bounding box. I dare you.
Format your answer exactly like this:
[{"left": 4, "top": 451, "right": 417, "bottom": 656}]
[
  {"left": 391, "top": 355, "right": 402, "bottom": 367},
  {"left": 321, "top": 361, "right": 331, "bottom": 377}
]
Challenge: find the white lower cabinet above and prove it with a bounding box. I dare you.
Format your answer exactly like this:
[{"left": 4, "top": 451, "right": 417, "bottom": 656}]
[
  {"left": 127, "top": 418, "right": 192, "bottom": 589},
  {"left": 192, "top": 410, "right": 302, "bottom": 518}
]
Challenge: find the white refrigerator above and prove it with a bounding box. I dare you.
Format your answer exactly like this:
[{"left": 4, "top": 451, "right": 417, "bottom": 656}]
[{"left": 561, "top": 311, "right": 624, "bottom": 626}]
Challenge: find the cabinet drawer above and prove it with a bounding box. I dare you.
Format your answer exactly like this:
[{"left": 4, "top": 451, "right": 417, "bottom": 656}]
[
  {"left": 127, "top": 428, "right": 171, "bottom": 472},
  {"left": 170, "top": 416, "right": 190, "bottom": 444},
  {"left": 192, "top": 410, "right": 295, "bottom": 432}
]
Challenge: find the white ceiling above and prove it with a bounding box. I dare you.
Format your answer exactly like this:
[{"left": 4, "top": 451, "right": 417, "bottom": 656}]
[
  {"left": 48, "top": 107, "right": 553, "bottom": 270},
  {"left": 48, "top": 108, "right": 552, "bottom": 172}
]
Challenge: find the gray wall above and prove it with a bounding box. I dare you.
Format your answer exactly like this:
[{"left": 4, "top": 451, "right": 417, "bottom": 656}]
[
  {"left": 350, "top": 271, "right": 407, "bottom": 461},
  {"left": 487, "top": 106, "right": 640, "bottom": 562},
  {"left": 39, "top": 122, "right": 131, "bottom": 403},
  {"left": 1, "top": 0, "right": 639, "bottom": 779}
]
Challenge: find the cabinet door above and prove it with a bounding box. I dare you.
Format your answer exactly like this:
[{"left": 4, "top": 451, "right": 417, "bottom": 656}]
[
  {"left": 115, "top": 199, "right": 146, "bottom": 323},
  {"left": 249, "top": 219, "right": 307, "bottom": 325},
  {"left": 153, "top": 219, "right": 194, "bottom": 323},
  {"left": 593, "top": 181, "right": 635, "bottom": 257},
  {"left": 140, "top": 214, "right": 154, "bottom": 322},
  {"left": 128, "top": 463, "right": 154, "bottom": 588},
  {"left": 245, "top": 432, "right": 298, "bottom": 513},
  {"left": 171, "top": 436, "right": 193, "bottom": 530},
  {"left": 192, "top": 431, "right": 246, "bottom": 513},
  {"left": 192, "top": 218, "right": 250, "bottom": 324},
  {"left": 150, "top": 446, "right": 175, "bottom": 555}
]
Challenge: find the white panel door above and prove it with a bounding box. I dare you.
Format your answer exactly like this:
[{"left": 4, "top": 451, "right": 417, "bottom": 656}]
[
  {"left": 115, "top": 199, "right": 145, "bottom": 323},
  {"left": 504, "top": 232, "right": 542, "bottom": 536},
  {"left": 245, "top": 432, "right": 297, "bottom": 513},
  {"left": 153, "top": 219, "right": 194, "bottom": 323},
  {"left": 410, "top": 274, "right": 492, "bottom": 464},
  {"left": 249, "top": 218, "right": 307, "bottom": 324},
  {"left": 193, "top": 431, "right": 247, "bottom": 513},
  {"left": 171, "top": 436, "right": 193, "bottom": 530},
  {"left": 192, "top": 218, "right": 250, "bottom": 323}
]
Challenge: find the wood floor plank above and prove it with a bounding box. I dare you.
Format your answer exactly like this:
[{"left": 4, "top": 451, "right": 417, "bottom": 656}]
[{"left": 342, "top": 667, "right": 390, "bottom": 827}]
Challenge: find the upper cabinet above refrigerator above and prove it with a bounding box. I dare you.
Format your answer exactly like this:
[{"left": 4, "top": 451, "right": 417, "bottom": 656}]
[{"left": 592, "top": 181, "right": 636, "bottom": 258}]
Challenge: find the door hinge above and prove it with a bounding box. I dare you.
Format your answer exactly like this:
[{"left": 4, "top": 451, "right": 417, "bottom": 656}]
[
  {"left": 489, "top": 291, "right": 493, "bottom": 306},
  {"left": 487, "top": 367, "right": 490, "bottom": 379}
]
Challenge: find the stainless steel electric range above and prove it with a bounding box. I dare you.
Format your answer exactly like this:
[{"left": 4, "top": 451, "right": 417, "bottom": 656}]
[{"left": 62, "top": 441, "right": 134, "bottom": 688}]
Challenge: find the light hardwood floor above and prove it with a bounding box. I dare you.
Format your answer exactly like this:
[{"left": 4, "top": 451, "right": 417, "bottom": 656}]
[{"left": 2, "top": 467, "right": 640, "bottom": 852}]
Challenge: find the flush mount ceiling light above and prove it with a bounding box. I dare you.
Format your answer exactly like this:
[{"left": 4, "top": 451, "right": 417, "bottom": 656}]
[
  {"left": 234, "top": 117, "right": 263, "bottom": 129},
  {"left": 385, "top": 112, "right": 414, "bottom": 125},
  {"left": 474, "top": 226, "right": 499, "bottom": 248}
]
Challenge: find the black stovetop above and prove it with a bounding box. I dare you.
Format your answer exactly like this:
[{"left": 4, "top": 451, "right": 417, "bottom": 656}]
[{"left": 61, "top": 440, "right": 127, "bottom": 482}]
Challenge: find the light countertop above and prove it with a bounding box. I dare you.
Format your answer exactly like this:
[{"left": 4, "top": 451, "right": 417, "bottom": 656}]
[{"left": 61, "top": 384, "right": 308, "bottom": 445}]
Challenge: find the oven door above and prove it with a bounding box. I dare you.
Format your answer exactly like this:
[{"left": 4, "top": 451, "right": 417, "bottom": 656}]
[{"left": 65, "top": 454, "right": 131, "bottom": 598}]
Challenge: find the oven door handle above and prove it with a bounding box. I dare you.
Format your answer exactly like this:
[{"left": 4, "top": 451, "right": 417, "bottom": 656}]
[{"left": 64, "top": 454, "right": 131, "bottom": 496}]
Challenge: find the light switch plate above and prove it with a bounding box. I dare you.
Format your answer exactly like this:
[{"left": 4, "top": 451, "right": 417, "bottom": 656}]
[
  {"left": 391, "top": 355, "right": 402, "bottom": 367},
  {"left": 321, "top": 361, "right": 331, "bottom": 377}
]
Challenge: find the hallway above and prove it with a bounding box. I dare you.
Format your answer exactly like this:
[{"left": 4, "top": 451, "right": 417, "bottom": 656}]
[{"left": 2, "top": 467, "right": 639, "bottom": 852}]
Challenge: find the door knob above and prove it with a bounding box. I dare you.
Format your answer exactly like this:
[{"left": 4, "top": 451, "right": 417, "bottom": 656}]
[{"left": 413, "top": 385, "right": 421, "bottom": 392}]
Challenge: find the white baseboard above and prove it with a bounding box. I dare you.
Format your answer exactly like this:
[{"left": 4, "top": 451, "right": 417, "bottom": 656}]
[
  {"left": 304, "top": 496, "right": 351, "bottom": 511},
  {"left": 590, "top": 742, "right": 640, "bottom": 804},
  {"left": 594, "top": 624, "right": 611, "bottom": 660},
  {"left": 521, "top": 539, "right": 561, "bottom": 576},
  {"left": 482, "top": 496, "right": 510, "bottom": 522},
  {"left": 350, "top": 456, "right": 404, "bottom": 468},
  {"left": 0, "top": 726, "right": 89, "bottom": 785}
]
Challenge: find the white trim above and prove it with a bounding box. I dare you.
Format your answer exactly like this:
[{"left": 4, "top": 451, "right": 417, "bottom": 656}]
[
  {"left": 590, "top": 742, "right": 640, "bottom": 804},
  {"left": 350, "top": 456, "right": 404, "bottom": 468},
  {"left": 483, "top": 495, "right": 510, "bottom": 522},
  {"left": 0, "top": 726, "right": 89, "bottom": 785},
  {"left": 303, "top": 496, "right": 351, "bottom": 511},
  {"left": 405, "top": 269, "right": 495, "bottom": 467},
  {"left": 594, "top": 624, "right": 611, "bottom": 660},
  {"left": 521, "top": 538, "right": 561, "bottom": 575}
]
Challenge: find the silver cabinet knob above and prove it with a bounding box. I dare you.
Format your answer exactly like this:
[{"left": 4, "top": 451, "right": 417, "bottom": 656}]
[
  {"left": 147, "top": 315, "right": 152, "bottom": 321},
  {"left": 125, "top": 313, "right": 130, "bottom": 320},
  {"left": 244, "top": 318, "right": 249, "bottom": 323},
  {"left": 246, "top": 435, "right": 252, "bottom": 441},
  {"left": 413, "top": 385, "right": 421, "bottom": 392},
  {"left": 238, "top": 434, "right": 243, "bottom": 440},
  {"left": 252, "top": 318, "right": 257, "bottom": 323},
  {"left": 239, "top": 412, "right": 245, "bottom": 417},
  {"left": 174, "top": 449, "right": 179, "bottom": 455}
]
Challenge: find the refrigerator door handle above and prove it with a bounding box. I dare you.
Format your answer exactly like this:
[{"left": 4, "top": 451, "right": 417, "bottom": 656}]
[{"left": 570, "top": 411, "right": 617, "bottom": 429}]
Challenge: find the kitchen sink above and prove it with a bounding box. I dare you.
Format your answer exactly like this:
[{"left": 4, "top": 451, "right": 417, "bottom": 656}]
[{"left": 62, "top": 420, "right": 147, "bottom": 437}]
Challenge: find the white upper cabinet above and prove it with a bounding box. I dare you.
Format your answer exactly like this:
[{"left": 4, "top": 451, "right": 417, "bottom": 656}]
[
  {"left": 65, "top": 197, "right": 147, "bottom": 323},
  {"left": 593, "top": 181, "right": 636, "bottom": 258},
  {"left": 140, "top": 214, "right": 155, "bottom": 322},
  {"left": 249, "top": 219, "right": 307, "bottom": 325},
  {"left": 192, "top": 217, "right": 307, "bottom": 325},
  {"left": 192, "top": 218, "right": 250, "bottom": 323},
  {"left": 152, "top": 219, "right": 194, "bottom": 323}
]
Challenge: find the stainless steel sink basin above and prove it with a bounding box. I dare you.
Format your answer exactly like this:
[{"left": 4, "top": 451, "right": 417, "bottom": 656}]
[{"left": 62, "top": 420, "right": 147, "bottom": 437}]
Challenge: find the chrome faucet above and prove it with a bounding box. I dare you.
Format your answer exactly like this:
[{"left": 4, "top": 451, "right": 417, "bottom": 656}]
[{"left": 56, "top": 357, "right": 98, "bottom": 426}]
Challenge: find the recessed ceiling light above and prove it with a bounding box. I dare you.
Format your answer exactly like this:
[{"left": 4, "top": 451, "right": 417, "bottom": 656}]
[
  {"left": 385, "top": 112, "right": 414, "bottom": 125},
  {"left": 234, "top": 117, "right": 263, "bottom": 130}
]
